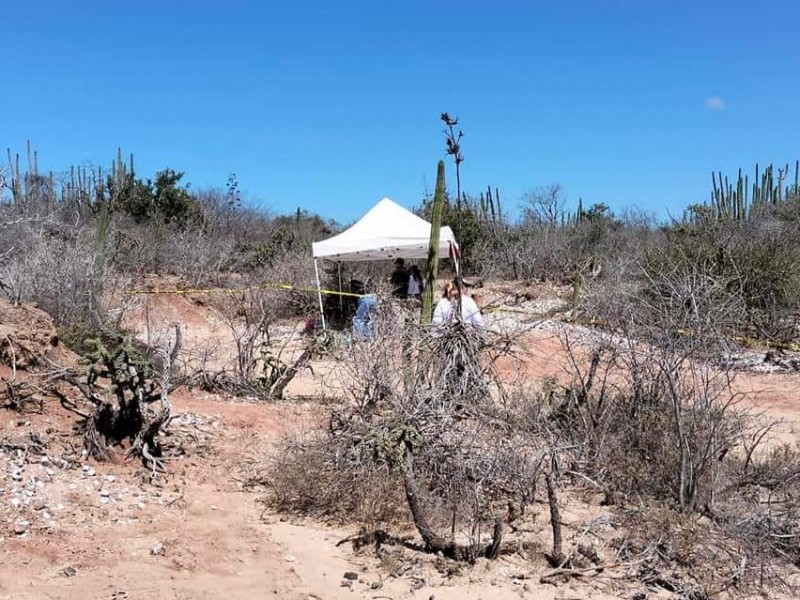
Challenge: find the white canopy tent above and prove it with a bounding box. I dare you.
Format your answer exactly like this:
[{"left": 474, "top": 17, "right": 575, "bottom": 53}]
[{"left": 311, "top": 197, "right": 459, "bottom": 328}]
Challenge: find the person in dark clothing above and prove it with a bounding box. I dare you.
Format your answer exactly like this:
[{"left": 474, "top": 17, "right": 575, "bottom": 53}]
[{"left": 390, "top": 258, "right": 409, "bottom": 298}]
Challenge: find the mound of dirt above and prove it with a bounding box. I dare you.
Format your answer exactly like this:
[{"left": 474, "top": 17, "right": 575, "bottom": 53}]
[{"left": 0, "top": 298, "right": 76, "bottom": 371}]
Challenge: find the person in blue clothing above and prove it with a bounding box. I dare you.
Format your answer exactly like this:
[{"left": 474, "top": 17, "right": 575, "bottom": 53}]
[{"left": 350, "top": 279, "right": 378, "bottom": 340}]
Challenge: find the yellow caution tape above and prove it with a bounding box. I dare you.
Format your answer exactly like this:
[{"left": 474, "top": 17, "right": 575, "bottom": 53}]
[
  {"left": 568, "top": 315, "right": 800, "bottom": 353},
  {"left": 730, "top": 335, "right": 800, "bottom": 353},
  {"left": 126, "top": 281, "right": 364, "bottom": 298},
  {"left": 127, "top": 284, "right": 800, "bottom": 351},
  {"left": 483, "top": 305, "right": 540, "bottom": 316}
]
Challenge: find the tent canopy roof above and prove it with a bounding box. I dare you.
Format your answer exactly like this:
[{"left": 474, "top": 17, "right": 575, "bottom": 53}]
[{"left": 312, "top": 197, "right": 457, "bottom": 262}]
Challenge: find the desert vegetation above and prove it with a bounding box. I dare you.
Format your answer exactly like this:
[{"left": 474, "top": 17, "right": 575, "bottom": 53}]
[
  {"left": 2, "top": 139, "right": 800, "bottom": 599},
  {"left": 266, "top": 293, "right": 800, "bottom": 596}
]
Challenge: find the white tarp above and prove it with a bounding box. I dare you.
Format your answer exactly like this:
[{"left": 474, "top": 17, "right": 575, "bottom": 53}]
[{"left": 312, "top": 197, "right": 458, "bottom": 262}]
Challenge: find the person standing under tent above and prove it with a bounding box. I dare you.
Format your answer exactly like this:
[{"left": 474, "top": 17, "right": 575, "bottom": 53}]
[
  {"left": 407, "top": 265, "right": 423, "bottom": 300},
  {"left": 390, "top": 258, "right": 409, "bottom": 298},
  {"left": 351, "top": 280, "right": 378, "bottom": 341}
]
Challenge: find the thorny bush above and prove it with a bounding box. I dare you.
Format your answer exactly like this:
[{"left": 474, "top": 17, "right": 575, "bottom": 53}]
[{"left": 267, "top": 302, "right": 546, "bottom": 561}]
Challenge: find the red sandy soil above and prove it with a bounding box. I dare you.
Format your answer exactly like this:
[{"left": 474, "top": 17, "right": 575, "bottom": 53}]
[
  {"left": 494, "top": 323, "right": 800, "bottom": 440},
  {"left": 1, "top": 287, "right": 798, "bottom": 600},
  {"left": 1, "top": 388, "right": 625, "bottom": 600}
]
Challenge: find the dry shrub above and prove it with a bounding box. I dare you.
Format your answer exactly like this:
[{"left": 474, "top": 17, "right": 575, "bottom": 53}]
[
  {"left": 550, "top": 330, "right": 739, "bottom": 508},
  {"left": 0, "top": 216, "right": 133, "bottom": 338},
  {"left": 264, "top": 306, "right": 542, "bottom": 559},
  {"left": 617, "top": 506, "right": 725, "bottom": 598},
  {"left": 260, "top": 288, "right": 800, "bottom": 592},
  {"left": 618, "top": 478, "right": 800, "bottom": 598},
  {"left": 184, "top": 275, "right": 315, "bottom": 397},
  {"left": 0, "top": 224, "right": 95, "bottom": 326},
  {"left": 267, "top": 432, "right": 408, "bottom": 527},
  {"left": 721, "top": 444, "right": 800, "bottom": 579},
  {"left": 254, "top": 250, "right": 319, "bottom": 318},
  {"left": 547, "top": 328, "right": 800, "bottom": 595}
]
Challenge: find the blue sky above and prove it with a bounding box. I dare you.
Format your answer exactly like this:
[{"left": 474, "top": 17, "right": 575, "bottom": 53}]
[{"left": 2, "top": 1, "right": 798, "bottom": 224}]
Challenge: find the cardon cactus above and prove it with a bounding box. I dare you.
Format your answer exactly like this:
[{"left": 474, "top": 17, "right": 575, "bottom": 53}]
[{"left": 422, "top": 161, "right": 446, "bottom": 324}]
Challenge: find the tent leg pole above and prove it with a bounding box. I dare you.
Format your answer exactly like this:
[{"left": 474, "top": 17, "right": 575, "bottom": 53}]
[
  {"left": 337, "top": 262, "right": 343, "bottom": 316},
  {"left": 314, "top": 258, "right": 326, "bottom": 330}
]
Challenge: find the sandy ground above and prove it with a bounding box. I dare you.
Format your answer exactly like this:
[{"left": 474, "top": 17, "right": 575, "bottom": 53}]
[
  {"left": 0, "top": 389, "right": 625, "bottom": 600},
  {"left": 2, "top": 285, "right": 799, "bottom": 600},
  {"left": 494, "top": 321, "right": 800, "bottom": 439}
]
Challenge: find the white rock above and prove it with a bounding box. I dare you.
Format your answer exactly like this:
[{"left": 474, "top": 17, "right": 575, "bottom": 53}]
[
  {"left": 137, "top": 502, "right": 146, "bottom": 510},
  {"left": 151, "top": 542, "right": 165, "bottom": 556},
  {"left": 106, "top": 475, "right": 116, "bottom": 483},
  {"left": 100, "top": 497, "right": 109, "bottom": 505}
]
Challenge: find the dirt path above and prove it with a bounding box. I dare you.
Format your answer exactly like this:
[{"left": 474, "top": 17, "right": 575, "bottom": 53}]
[
  {"left": 0, "top": 391, "right": 620, "bottom": 600},
  {"left": 4, "top": 291, "right": 798, "bottom": 599}
]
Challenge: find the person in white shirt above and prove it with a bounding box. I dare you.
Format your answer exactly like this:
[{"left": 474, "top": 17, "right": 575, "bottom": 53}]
[
  {"left": 407, "top": 265, "right": 423, "bottom": 299},
  {"left": 431, "top": 280, "right": 485, "bottom": 335}
]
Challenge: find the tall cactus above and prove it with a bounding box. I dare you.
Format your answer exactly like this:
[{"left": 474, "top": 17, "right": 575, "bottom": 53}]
[
  {"left": 421, "top": 161, "right": 446, "bottom": 325},
  {"left": 736, "top": 169, "right": 744, "bottom": 220},
  {"left": 91, "top": 196, "right": 110, "bottom": 317},
  {"left": 6, "top": 148, "right": 21, "bottom": 203},
  {"left": 708, "top": 160, "right": 799, "bottom": 222},
  {"left": 777, "top": 165, "right": 786, "bottom": 203}
]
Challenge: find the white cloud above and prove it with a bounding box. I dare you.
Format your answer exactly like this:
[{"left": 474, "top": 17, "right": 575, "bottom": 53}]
[{"left": 706, "top": 97, "right": 725, "bottom": 110}]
